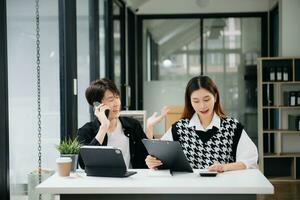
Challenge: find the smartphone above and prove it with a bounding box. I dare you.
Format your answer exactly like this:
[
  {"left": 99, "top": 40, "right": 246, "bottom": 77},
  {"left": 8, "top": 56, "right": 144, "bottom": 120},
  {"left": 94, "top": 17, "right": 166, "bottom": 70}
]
[
  {"left": 199, "top": 170, "right": 218, "bottom": 177},
  {"left": 93, "top": 101, "right": 110, "bottom": 118}
]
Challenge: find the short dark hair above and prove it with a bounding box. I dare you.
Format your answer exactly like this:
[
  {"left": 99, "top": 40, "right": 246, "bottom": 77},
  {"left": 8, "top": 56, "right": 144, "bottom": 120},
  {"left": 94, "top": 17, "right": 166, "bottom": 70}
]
[
  {"left": 85, "top": 78, "right": 120, "bottom": 106},
  {"left": 181, "top": 75, "right": 225, "bottom": 120}
]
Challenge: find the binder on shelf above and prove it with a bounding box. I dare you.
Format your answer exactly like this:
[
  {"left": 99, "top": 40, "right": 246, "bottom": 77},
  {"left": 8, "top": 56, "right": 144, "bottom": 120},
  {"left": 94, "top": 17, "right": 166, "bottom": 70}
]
[
  {"left": 263, "top": 109, "right": 269, "bottom": 130},
  {"left": 268, "top": 85, "right": 274, "bottom": 106},
  {"left": 270, "top": 109, "right": 279, "bottom": 130},
  {"left": 288, "top": 115, "right": 297, "bottom": 130},
  {"left": 263, "top": 134, "right": 268, "bottom": 153},
  {"left": 263, "top": 133, "right": 274, "bottom": 154},
  {"left": 295, "top": 59, "right": 300, "bottom": 81},
  {"left": 297, "top": 116, "right": 300, "bottom": 131},
  {"left": 269, "top": 133, "right": 275, "bottom": 153},
  {"left": 274, "top": 109, "right": 279, "bottom": 130},
  {"left": 283, "top": 91, "right": 290, "bottom": 106},
  {"left": 263, "top": 85, "right": 274, "bottom": 106},
  {"left": 262, "top": 65, "right": 269, "bottom": 82}
]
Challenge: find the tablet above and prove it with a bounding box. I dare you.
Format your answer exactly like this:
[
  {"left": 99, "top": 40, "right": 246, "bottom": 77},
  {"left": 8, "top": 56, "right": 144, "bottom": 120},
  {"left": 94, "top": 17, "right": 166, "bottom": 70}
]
[
  {"left": 80, "top": 146, "right": 137, "bottom": 177},
  {"left": 142, "top": 139, "right": 193, "bottom": 173}
]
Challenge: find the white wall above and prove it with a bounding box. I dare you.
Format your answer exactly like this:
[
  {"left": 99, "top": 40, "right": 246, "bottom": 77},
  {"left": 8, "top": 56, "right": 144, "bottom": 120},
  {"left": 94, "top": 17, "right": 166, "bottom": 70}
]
[
  {"left": 136, "top": 0, "right": 269, "bottom": 14},
  {"left": 280, "top": 0, "right": 300, "bottom": 56},
  {"left": 269, "top": 0, "right": 300, "bottom": 56}
]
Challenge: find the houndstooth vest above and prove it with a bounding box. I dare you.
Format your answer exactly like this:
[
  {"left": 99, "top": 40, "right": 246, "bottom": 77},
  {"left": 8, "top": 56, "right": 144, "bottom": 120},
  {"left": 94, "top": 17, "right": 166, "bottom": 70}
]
[{"left": 171, "top": 117, "right": 243, "bottom": 169}]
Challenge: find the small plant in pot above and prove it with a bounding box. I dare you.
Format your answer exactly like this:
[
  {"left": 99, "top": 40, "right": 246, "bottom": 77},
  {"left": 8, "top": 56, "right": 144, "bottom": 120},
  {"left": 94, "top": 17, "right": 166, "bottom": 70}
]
[{"left": 56, "top": 137, "right": 81, "bottom": 172}]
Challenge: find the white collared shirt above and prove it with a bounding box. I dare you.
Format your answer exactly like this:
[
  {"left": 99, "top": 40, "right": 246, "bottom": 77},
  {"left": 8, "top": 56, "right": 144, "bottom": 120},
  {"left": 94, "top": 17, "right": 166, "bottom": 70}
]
[{"left": 161, "top": 113, "right": 258, "bottom": 169}]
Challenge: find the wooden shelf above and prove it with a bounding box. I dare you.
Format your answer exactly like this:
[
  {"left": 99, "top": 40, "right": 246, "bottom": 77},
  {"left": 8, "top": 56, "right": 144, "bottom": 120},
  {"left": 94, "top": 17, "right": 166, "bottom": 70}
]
[
  {"left": 263, "top": 130, "right": 300, "bottom": 133},
  {"left": 258, "top": 57, "right": 300, "bottom": 182},
  {"left": 262, "top": 106, "right": 300, "bottom": 109},
  {"left": 262, "top": 81, "right": 300, "bottom": 84},
  {"left": 264, "top": 153, "right": 300, "bottom": 158}
]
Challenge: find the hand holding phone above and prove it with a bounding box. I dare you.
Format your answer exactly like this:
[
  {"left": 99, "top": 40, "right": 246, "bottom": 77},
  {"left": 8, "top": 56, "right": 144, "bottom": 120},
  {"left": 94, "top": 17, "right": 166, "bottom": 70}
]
[
  {"left": 93, "top": 101, "right": 110, "bottom": 118},
  {"left": 92, "top": 102, "right": 110, "bottom": 143}
]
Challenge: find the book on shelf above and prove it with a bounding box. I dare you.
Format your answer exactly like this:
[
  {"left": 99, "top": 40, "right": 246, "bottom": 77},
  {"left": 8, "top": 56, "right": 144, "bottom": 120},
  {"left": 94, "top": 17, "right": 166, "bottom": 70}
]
[
  {"left": 263, "top": 109, "right": 269, "bottom": 130},
  {"left": 283, "top": 91, "right": 290, "bottom": 106},
  {"left": 288, "top": 115, "right": 297, "bottom": 131},
  {"left": 270, "top": 109, "right": 280, "bottom": 130},
  {"left": 295, "top": 59, "right": 300, "bottom": 81},
  {"left": 263, "top": 133, "right": 274, "bottom": 154},
  {"left": 262, "top": 84, "right": 274, "bottom": 106}
]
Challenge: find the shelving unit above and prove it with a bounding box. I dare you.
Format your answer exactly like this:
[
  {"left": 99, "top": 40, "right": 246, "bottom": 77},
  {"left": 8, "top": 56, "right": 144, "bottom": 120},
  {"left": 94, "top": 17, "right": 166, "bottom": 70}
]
[{"left": 258, "top": 57, "right": 300, "bottom": 182}]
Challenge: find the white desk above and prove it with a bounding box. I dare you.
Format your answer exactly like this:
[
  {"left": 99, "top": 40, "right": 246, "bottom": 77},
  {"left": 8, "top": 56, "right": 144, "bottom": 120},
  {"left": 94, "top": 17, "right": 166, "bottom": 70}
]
[{"left": 36, "top": 169, "right": 273, "bottom": 200}]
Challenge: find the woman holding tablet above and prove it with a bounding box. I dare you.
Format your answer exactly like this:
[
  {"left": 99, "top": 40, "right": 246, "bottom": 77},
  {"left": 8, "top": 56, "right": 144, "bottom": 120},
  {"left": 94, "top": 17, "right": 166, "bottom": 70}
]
[{"left": 145, "top": 75, "right": 258, "bottom": 172}]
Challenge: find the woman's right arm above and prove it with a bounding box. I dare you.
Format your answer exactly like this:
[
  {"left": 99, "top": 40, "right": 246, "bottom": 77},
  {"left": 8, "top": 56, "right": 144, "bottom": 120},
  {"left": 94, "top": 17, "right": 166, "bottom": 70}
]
[{"left": 145, "top": 127, "right": 174, "bottom": 169}]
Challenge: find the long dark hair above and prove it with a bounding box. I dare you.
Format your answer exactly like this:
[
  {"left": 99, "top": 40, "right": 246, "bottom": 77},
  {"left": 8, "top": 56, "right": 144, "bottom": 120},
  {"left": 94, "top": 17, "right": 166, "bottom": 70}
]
[{"left": 181, "top": 75, "right": 225, "bottom": 120}]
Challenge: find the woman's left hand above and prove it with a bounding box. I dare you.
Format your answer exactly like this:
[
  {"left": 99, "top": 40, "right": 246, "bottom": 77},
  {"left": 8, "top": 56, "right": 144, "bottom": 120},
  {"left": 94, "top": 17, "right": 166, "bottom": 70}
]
[{"left": 208, "top": 162, "right": 226, "bottom": 173}]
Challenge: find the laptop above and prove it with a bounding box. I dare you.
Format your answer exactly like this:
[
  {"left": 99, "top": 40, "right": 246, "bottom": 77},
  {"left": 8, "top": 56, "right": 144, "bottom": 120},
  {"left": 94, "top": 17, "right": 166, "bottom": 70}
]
[
  {"left": 142, "top": 139, "right": 193, "bottom": 173},
  {"left": 79, "top": 146, "right": 137, "bottom": 177}
]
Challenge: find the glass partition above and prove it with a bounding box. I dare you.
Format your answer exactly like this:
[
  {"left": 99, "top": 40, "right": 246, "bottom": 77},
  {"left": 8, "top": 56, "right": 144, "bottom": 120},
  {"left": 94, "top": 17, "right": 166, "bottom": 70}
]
[
  {"left": 77, "top": 0, "right": 90, "bottom": 127},
  {"left": 143, "top": 17, "right": 262, "bottom": 144},
  {"left": 203, "top": 18, "right": 261, "bottom": 144},
  {"left": 143, "top": 19, "right": 201, "bottom": 136},
  {"left": 113, "top": 1, "right": 121, "bottom": 90},
  {"left": 7, "top": 0, "right": 60, "bottom": 199}
]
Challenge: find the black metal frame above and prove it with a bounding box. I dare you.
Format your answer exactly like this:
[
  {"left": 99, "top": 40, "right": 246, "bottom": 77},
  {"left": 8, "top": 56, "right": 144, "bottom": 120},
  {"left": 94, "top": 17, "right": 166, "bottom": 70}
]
[
  {"left": 136, "top": 12, "right": 268, "bottom": 109},
  {"left": 104, "top": 0, "right": 114, "bottom": 79},
  {"left": 88, "top": 0, "right": 101, "bottom": 119},
  {"left": 270, "top": 4, "right": 279, "bottom": 57},
  {"left": 127, "top": 8, "right": 137, "bottom": 109},
  {"left": 118, "top": 0, "right": 126, "bottom": 110},
  {"left": 200, "top": 19, "right": 203, "bottom": 74},
  {"left": 59, "top": 0, "right": 78, "bottom": 139},
  {"left": 147, "top": 32, "right": 159, "bottom": 80},
  {"left": 105, "top": 0, "right": 127, "bottom": 108},
  {"left": 89, "top": 0, "right": 100, "bottom": 81},
  {"left": 136, "top": 16, "right": 144, "bottom": 109},
  {"left": 0, "top": 0, "right": 9, "bottom": 199}
]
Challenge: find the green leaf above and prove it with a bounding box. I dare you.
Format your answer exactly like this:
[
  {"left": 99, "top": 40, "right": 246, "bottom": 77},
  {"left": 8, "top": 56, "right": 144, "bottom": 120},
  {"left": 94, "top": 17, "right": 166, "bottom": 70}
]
[{"left": 56, "top": 137, "right": 81, "bottom": 154}]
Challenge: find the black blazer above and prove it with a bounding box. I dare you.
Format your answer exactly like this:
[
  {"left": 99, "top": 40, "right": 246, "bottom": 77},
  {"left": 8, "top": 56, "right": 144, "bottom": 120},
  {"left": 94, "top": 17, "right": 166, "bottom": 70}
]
[{"left": 77, "top": 117, "right": 148, "bottom": 169}]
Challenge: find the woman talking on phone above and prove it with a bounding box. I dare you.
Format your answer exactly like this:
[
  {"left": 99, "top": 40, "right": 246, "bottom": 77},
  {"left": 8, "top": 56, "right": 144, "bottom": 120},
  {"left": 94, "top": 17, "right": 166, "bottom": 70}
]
[
  {"left": 77, "top": 78, "right": 168, "bottom": 169},
  {"left": 145, "top": 75, "right": 258, "bottom": 172}
]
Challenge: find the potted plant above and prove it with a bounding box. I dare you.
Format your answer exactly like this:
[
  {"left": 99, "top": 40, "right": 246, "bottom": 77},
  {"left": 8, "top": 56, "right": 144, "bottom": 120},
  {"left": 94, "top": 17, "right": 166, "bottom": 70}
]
[{"left": 56, "top": 137, "right": 81, "bottom": 172}]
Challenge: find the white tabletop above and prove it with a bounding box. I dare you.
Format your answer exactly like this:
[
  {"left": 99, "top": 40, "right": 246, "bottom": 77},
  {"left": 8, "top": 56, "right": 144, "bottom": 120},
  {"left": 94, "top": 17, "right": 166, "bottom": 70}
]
[{"left": 36, "top": 169, "right": 274, "bottom": 194}]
